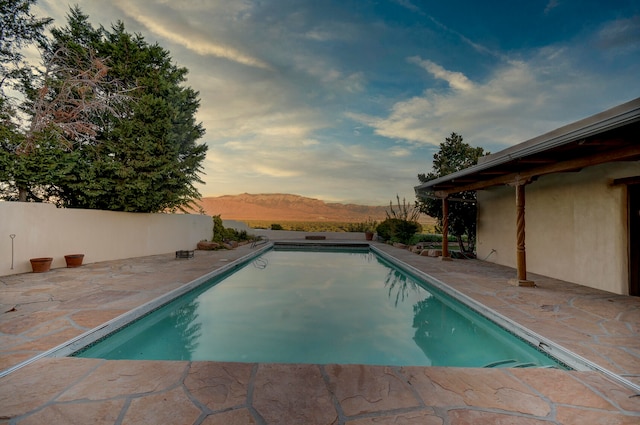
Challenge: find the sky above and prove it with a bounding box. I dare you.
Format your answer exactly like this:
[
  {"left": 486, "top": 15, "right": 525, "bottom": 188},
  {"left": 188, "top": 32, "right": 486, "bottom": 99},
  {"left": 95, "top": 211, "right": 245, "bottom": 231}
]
[{"left": 32, "top": 0, "right": 640, "bottom": 205}]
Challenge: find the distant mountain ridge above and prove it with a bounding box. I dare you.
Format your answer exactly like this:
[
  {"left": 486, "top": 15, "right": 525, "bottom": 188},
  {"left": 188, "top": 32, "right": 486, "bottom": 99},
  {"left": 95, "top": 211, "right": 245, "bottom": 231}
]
[{"left": 194, "top": 193, "right": 390, "bottom": 222}]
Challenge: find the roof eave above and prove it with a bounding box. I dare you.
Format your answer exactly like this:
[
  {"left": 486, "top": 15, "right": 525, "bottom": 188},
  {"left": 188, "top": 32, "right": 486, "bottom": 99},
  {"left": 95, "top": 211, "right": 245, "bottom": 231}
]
[{"left": 414, "top": 97, "right": 640, "bottom": 195}]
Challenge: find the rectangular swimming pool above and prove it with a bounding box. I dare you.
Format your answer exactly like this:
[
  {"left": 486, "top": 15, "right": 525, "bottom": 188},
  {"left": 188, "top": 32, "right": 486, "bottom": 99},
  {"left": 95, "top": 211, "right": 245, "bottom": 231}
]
[{"left": 74, "top": 247, "right": 566, "bottom": 368}]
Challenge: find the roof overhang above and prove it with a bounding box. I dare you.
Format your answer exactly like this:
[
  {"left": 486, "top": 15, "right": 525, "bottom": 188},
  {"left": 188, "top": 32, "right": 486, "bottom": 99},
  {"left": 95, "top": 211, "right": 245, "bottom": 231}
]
[{"left": 415, "top": 97, "right": 640, "bottom": 197}]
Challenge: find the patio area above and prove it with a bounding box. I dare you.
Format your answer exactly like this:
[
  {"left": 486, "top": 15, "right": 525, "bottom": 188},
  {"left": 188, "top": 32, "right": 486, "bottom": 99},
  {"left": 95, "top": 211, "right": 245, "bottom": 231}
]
[{"left": 1, "top": 231, "right": 639, "bottom": 424}]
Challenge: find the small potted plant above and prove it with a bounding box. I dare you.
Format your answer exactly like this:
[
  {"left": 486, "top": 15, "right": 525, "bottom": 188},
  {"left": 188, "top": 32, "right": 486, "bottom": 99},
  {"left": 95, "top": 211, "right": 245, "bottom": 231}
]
[
  {"left": 30, "top": 257, "right": 53, "bottom": 273},
  {"left": 364, "top": 218, "right": 378, "bottom": 241},
  {"left": 64, "top": 254, "right": 85, "bottom": 268}
]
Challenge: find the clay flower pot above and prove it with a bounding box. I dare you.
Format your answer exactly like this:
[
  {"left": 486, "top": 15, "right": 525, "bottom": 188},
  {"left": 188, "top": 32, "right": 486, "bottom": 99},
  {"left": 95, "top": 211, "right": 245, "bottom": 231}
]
[
  {"left": 30, "top": 257, "right": 53, "bottom": 273},
  {"left": 64, "top": 254, "right": 84, "bottom": 268}
]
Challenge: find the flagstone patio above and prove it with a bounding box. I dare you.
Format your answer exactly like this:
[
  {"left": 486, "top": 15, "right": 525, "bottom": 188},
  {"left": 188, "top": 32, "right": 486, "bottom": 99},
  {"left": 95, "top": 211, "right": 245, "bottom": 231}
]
[{"left": 1, "top": 231, "right": 639, "bottom": 424}]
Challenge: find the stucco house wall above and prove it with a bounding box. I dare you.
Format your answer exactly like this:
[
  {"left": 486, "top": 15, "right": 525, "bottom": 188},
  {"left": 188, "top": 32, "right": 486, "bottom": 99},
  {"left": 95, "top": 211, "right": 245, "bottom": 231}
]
[
  {"left": 0, "top": 202, "right": 213, "bottom": 276},
  {"left": 477, "top": 162, "right": 638, "bottom": 295}
]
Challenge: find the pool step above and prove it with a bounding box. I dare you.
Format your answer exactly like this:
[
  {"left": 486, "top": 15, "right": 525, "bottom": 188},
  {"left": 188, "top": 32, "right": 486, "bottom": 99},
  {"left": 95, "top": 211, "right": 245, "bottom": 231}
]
[
  {"left": 251, "top": 236, "right": 270, "bottom": 248},
  {"left": 252, "top": 258, "right": 268, "bottom": 269}
]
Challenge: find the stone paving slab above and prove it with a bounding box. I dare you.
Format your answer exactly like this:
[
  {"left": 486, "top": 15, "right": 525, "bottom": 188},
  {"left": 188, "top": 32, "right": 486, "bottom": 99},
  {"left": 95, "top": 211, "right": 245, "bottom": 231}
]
[
  {"left": 1, "top": 358, "right": 638, "bottom": 424},
  {"left": 1, "top": 232, "right": 640, "bottom": 424}
]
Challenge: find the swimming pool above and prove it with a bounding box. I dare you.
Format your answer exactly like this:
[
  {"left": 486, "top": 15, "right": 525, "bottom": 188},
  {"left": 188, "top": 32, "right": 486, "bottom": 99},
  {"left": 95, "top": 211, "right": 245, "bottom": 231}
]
[{"left": 73, "top": 246, "right": 566, "bottom": 368}]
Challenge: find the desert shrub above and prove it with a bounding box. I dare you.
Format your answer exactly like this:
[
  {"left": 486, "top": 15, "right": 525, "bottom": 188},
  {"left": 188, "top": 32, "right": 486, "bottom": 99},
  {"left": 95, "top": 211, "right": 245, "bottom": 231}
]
[
  {"left": 375, "top": 219, "right": 396, "bottom": 241},
  {"left": 271, "top": 223, "right": 283, "bottom": 230},
  {"left": 409, "top": 233, "right": 463, "bottom": 245},
  {"left": 212, "top": 215, "right": 225, "bottom": 242},
  {"left": 346, "top": 218, "right": 378, "bottom": 233},
  {"left": 222, "top": 228, "right": 251, "bottom": 241},
  {"left": 212, "top": 215, "right": 255, "bottom": 242},
  {"left": 376, "top": 218, "right": 422, "bottom": 244},
  {"left": 392, "top": 219, "right": 422, "bottom": 244}
]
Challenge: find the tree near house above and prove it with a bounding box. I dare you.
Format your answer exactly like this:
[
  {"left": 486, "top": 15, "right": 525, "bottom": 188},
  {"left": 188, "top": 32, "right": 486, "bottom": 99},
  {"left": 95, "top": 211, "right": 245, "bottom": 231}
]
[
  {"left": 416, "top": 132, "right": 486, "bottom": 253},
  {"left": 0, "top": 0, "right": 52, "bottom": 200},
  {"left": 49, "top": 12, "right": 207, "bottom": 212},
  {"left": 1, "top": 5, "right": 129, "bottom": 202},
  {"left": 0, "top": 6, "right": 208, "bottom": 212},
  {"left": 0, "top": 0, "right": 52, "bottom": 109},
  {"left": 12, "top": 45, "right": 129, "bottom": 202}
]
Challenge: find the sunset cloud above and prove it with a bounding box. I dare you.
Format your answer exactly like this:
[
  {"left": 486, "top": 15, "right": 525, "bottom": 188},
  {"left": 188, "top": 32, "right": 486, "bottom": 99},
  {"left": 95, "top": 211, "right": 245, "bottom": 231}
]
[{"left": 34, "top": 0, "right": 639, "bottom": 205}]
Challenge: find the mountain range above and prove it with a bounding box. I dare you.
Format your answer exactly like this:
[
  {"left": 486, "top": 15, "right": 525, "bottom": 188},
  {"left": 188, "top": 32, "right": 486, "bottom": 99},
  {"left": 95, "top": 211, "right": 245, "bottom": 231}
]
[{"left": 194, "top": 193, "right": 391, "bottom": 222}]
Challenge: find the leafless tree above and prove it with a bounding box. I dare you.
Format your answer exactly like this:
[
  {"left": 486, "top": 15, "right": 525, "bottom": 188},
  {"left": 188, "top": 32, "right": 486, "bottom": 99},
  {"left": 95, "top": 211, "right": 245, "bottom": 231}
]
[{"left": 18, "top": 46, "right": 130, "bottom": 154}]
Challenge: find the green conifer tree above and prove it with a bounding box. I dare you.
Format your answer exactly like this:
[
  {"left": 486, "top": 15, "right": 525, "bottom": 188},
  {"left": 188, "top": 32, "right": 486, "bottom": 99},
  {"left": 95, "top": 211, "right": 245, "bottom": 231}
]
[{"left": 416, "top": 133, "right": 486, "bottom": 253}]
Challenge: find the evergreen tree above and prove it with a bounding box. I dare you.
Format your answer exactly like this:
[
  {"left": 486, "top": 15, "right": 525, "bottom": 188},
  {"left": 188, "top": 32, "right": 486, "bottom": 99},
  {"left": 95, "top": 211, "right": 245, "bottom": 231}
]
[
  {"left": 56, "top": 19, "right": 207, "bottom": 212},
  {"left": 0, "top": 0, "right": 52, "bottom": 201},
  {"left": 0, "top": 0, "right": 52, "bottom": 101},
  {"left": 416, "top": 133, "right": 486, "bottom": 253},
  {"left": 1, "top": 6, "right": 208, "bottom": 212}
]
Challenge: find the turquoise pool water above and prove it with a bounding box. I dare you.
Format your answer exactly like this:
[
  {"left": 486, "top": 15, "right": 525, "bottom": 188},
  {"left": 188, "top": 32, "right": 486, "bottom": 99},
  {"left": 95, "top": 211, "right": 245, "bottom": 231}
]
[{"left": 75, "top": 248, "right": 565, "bottom": 368}]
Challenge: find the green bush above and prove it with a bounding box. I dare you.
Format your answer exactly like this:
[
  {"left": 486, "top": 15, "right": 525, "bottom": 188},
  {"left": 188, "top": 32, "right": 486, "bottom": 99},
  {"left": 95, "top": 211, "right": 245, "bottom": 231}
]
[
  {"left": 376, "top": 218, "right": 422, "bottom": 244},
  {"left": 410, "top": 233, "right": 459, "bottom": 244},
  {"left": 393, "top": 220, "right": 422, "bottom": 244},
  {"left": 223, "top": 228, "right": 251, "bottom": 241},
  {"left": 375, "top": 219, "right": 396, "bottom": 241},
  {"left": 212, "top": 215, "right": 255, "bottom": 243},
  {"left": 212, "top": 215, "right": 225, "bottom": 243},
  {"left": 346, "top": 218, "right": 378, "bottom": 233},
  {"left": 270, "top": 223, "right": 283, "bottom": 230}
]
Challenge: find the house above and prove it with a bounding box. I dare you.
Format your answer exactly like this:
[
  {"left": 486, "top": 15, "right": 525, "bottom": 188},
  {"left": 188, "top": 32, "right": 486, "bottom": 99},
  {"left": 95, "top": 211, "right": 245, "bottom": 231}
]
[{"left": 414, "top": 98, "right": 640, "bottom": 296}]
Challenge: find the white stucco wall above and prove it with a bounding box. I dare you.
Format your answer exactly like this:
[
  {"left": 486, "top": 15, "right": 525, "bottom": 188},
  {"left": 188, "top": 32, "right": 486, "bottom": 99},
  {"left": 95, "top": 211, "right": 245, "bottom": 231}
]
[
  {"left": 477, "top": 162, "right": 639, "bottom": 295},
  {"left": 0, "top": 202, "right": 213, "bottom": 276},
  {"left": 222, "top": 220, "right": 251, "bottom": 232}
]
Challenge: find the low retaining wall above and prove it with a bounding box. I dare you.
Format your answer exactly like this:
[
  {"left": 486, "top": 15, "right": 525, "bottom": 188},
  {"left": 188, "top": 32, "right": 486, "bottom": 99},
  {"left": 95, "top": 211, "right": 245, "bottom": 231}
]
[{"left": 0, "top": 202, "right": 213, "bottom": 276}]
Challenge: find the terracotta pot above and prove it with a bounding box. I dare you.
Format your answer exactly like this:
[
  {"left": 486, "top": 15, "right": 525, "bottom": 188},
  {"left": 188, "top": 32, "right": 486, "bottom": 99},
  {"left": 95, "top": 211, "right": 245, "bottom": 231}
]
[
  {"left": 365, "top": 231, "right": 374, "bottom": 241},
  {"left": 30, "top": 257, "right": 53, "bottom": 273},
  {"left": 64, "top": 254, "right": 84, "bottom": 268}
]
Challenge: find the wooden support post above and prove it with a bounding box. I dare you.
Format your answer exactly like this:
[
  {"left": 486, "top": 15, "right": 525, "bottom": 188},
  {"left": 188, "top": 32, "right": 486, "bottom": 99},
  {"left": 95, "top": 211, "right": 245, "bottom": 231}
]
[
  {"left": 510, "top": 183, "right": 535, "bottom": 286},
  {"left": 440, "top": 197, "right": 452, "bottom": 261}
]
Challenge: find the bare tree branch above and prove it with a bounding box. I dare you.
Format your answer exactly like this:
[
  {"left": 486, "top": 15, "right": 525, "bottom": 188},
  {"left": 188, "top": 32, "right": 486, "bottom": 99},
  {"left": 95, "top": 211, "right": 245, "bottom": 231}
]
[{"left": 18, "top": 46, "right": 131, "bottom": 154}]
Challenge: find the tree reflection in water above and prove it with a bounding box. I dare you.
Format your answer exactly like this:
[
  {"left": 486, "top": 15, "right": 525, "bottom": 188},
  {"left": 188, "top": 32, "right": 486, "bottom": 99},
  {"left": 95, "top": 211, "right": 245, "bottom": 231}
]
[
  {"left": 383, "top": 267, "right": 419, "bottom": 307},
  {"left": 381, "top": 261, "right": 490, "bottom": 365},
  {"left": 168, "top": 300, "right": 202, "bottom": 358}
]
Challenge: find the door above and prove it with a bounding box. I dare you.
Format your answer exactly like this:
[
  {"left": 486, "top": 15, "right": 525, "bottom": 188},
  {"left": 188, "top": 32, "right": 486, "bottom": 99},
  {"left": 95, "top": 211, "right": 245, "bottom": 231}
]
[{"left": 630, "top": 184, "right": 640, "bottom": 296}]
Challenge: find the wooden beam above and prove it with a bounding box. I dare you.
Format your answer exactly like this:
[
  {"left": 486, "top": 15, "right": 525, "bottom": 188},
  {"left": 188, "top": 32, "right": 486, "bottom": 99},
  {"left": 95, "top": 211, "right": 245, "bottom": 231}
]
[
  {"left": 518, "top": 158, "right": 556, "bottom": 164},
  {"left": 416, "top": 193, "right": 476, "bottom": 203},
  {"left": 515, "top": 184, "right": 527, "bottom": 280},
  {"left": 440, "top": 144, "right": 640, "bottom": 195},
  {"left": 612, "top": 176, "right": 640, "bottom": 186},
  {"left": 510, "top": 183, "right": 535, "bottom": 287},
  {"left": 441, "top": 197, "right": 452, "bottom": 261}
]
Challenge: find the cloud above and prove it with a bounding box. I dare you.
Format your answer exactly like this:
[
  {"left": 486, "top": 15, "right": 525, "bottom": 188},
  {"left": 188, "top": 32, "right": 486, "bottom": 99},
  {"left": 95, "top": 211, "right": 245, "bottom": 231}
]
[
  {"left": 544, "top": 0, "right": 560, "bottom": 15},
  {"left": 33, "top": 0, "right": 639, "bottom": 206},
  {"left": 595, "top": 16, "right": 640, "bottom": 52},
  {"left": 348, "top": 48, "right": 625, "bottom": 150},
  {"left": 112, "top": 0, "right": 273, "bottom": 70},
  {"left": 253, "top": 165, "right": 302, "bottom": 178},
  {"left": 393, "top": 0, "right": 423, "bottom": 14},
  {"left": 422, "top": 14, "right": 506, "bottom": 60},
  {"left": 408, "top": 57, "right": 474, "bottom": 91}
]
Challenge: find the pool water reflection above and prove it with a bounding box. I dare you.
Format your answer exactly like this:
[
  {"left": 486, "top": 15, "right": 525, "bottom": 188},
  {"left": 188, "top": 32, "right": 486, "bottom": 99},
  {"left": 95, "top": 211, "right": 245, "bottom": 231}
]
[{"left": 75, "top": 249, "right": 565, "bottom": 368}]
